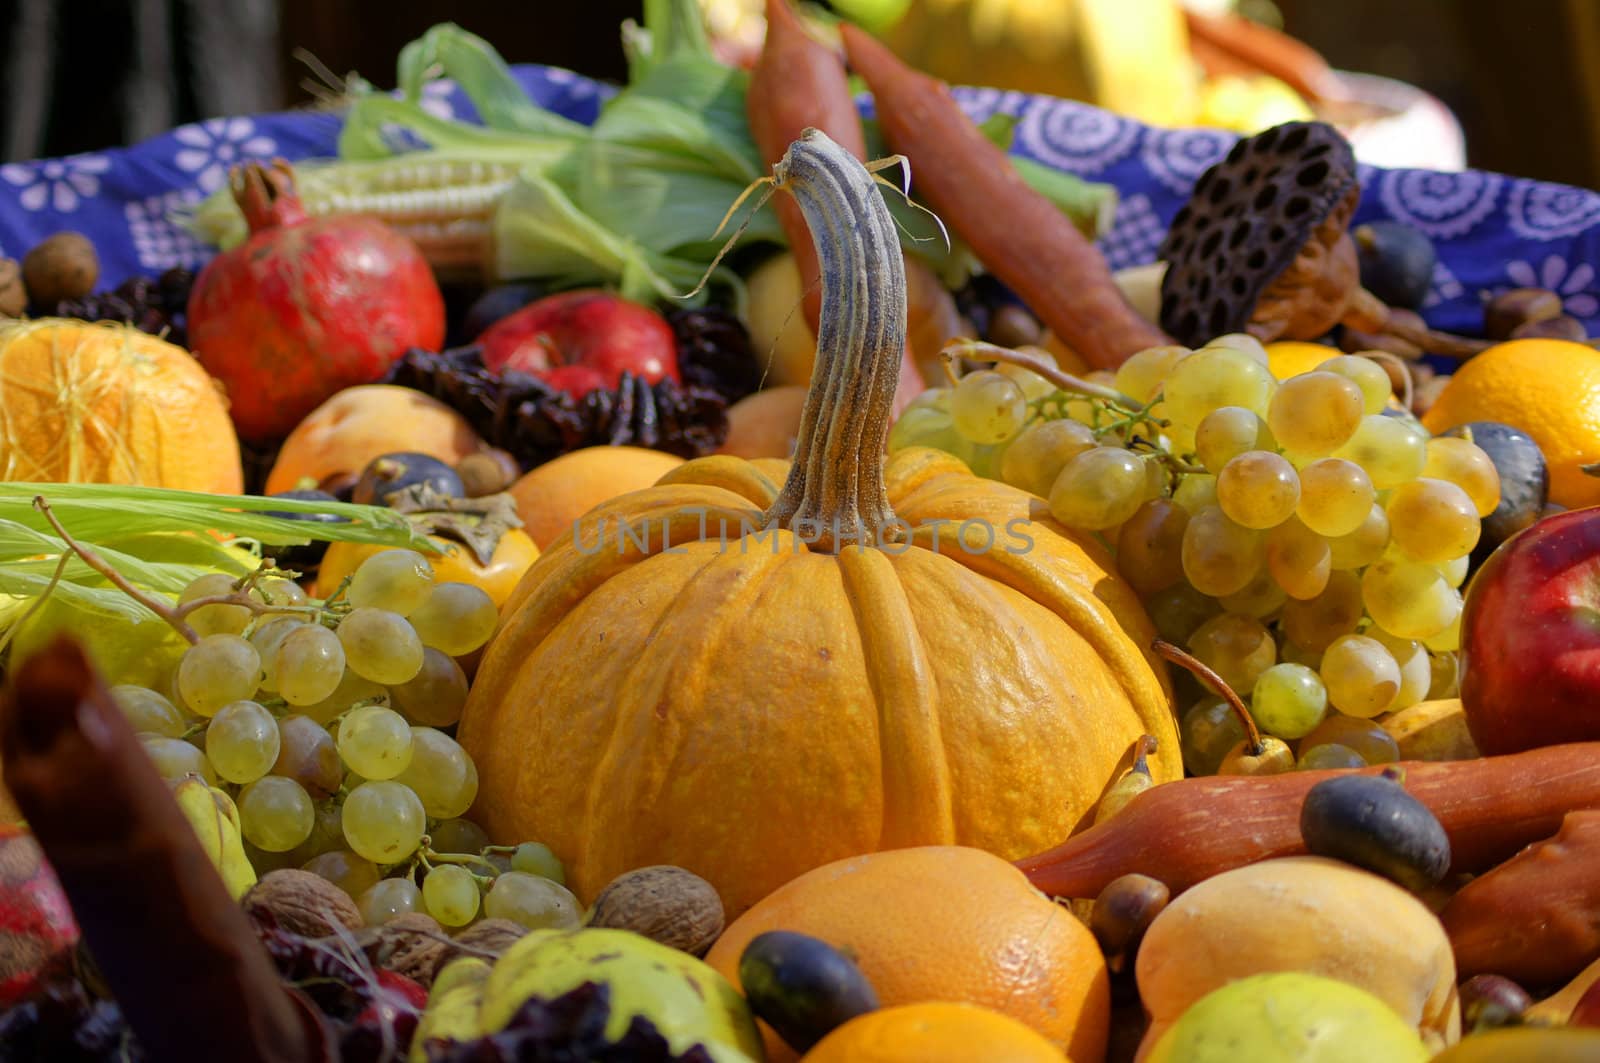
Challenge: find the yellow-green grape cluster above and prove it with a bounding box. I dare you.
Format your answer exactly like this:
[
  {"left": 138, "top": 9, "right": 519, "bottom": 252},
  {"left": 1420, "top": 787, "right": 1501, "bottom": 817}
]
[{"left": 886, "top": 336, "right": 1492, "bottom": 778}]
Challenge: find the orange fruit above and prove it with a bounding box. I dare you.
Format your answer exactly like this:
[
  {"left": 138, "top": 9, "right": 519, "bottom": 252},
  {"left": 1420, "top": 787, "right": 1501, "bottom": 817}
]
[
  {"left": 508, "top": 445, "right": 684, "bottom": 549},
  {"left": 1266, "top": 340, "right": 1340, "bottom": 381},
  {"left": 315, "top": 529, "right": 540, "bottom": 609},
  {"left": 1421, "top": 339, "right": 1600, "bottom": 509},
  {"left": 0, "top": 318, "right": 242, "bottom": 492},
  {"left": 706, "top": 847, "right": 1108, "bottom": 1063},
  {"left": 802, "top": 1002, "right": 1070, "bottom": 1062},
  {"left": 719, "top": 386, "right": 808, "bottom": 460}
]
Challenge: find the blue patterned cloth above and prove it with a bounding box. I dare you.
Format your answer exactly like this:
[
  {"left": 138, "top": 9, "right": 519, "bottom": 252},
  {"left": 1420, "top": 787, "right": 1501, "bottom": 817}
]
[{"left": 1, "top": 64, "right": 1596, "bottom": 339}]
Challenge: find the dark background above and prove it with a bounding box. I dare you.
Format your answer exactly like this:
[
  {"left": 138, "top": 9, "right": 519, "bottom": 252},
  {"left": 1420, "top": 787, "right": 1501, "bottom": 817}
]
[{"left": 7, "top": 0, "right": 1600, "bottom": 189}]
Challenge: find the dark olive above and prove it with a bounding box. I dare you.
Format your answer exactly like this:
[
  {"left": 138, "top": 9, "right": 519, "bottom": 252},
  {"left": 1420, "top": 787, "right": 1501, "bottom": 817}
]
[
  {"left": 738, "top": 930, "right": 879, "bottom": 1054},
  {"left": 1090, "top": 873, "right": 1170, "bottom": 958},
  {"left": 260, "top": 488, "right": 348, "bottom": 571},
  {"left": 1354, "top": 221, "right": 1436, "bottom": 310},
  {"left": 1459, "top": 974, "right": 1531, "bottom": 1030},
  {"left": 1442, "top": 422, "right": 1549, "bottom": 567},
  {"left": 1299, "top": 769, "right": 1451, "bottom": 892},
  {"left": 461, "top": 282, "right": 544, "bottom": 341},
  {"left": 351, "top": 452, "right": 464, "bottom": 507}
]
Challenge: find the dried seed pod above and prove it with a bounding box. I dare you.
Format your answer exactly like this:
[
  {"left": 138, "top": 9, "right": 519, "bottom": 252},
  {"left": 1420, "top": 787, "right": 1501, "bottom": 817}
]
[
  {"left": 22, "top": 232, "right": 98, "bottom": 306},
  {"left": 244, "top": 869, "right": 364, "bottom": 939},
  {"left": 588, "top": 865, "right": 725, "bottom": 957},
  {"left": 1511, "top": 314, "right": 1586, "bottom": 342},
  {"left": 1485, "top": 288, "right": 1563, "bottom": 340},
  {"left": 0, "top": 259, "right": 25, "bottom": 317}
]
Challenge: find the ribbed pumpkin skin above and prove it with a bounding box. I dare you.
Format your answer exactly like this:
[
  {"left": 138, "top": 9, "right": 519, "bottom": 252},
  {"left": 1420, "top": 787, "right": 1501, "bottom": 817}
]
[{"left": 460, "top": 448, "right": 1179, "bottom": 915}]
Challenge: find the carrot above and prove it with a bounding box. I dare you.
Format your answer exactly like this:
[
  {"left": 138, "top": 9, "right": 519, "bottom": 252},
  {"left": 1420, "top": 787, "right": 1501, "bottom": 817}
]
[
  {"left": 1182, "top": 10, "right": 1351, "bottom": 106},
  {"left": 840, "top": 23, "right": 1172, "bottom": 371},
  {"left": 1015, "top": 742, "right": 1600, "bottom": 900},
  {"left": 747, "top": 0, "right": 866, "bottom": 339}
]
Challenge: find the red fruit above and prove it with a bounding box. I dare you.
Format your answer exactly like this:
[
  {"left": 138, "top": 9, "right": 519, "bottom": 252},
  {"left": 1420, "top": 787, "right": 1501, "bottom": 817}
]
[
  {"left": 478, "top": 289, "right": 679, "bottom": 394},
  {"left": 0, "top": 825, "right": 78, "bottom": 1005},
  {"left": 187, "top": 160, "right": 446, "bottom": 441},
  {"left": 537, "top": 365, "right": 610, "bottom": 397},
  {"left": 1461, "top": 507, "right": 1600, "bottom": 754}
]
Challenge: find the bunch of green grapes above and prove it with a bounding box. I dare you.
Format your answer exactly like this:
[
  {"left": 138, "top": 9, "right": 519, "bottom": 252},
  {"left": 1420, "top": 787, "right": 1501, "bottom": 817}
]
[
  {"left": 108, "top": 549, "right": 573, "bottom": 929},
  {"left": 888, "top": 337, "right": 1496, "bottom": 776}
]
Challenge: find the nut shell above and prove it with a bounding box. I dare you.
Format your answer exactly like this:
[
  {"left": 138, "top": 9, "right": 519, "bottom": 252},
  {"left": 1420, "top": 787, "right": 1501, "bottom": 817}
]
[
  {"left": 22, "top": 232, "right": 98, "bottom": 306},
  {"left": 587, "top": 865, "right": 725, "bottom": 957},
  {"left": 0, "top": 259, "right": 25, "bottom": 317},
  {"left": 367, "top": 912, "right": 450, "bottom": 987},
  {"left": 244, "top": 868, "right": 363, "bottom": 938}
]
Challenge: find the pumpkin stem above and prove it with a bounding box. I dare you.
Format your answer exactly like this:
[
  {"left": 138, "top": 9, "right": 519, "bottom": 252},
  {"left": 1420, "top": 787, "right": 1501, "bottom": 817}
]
[
  {"left": 1151, "top": 639, "right": 1265, "bottom": 755},
  {"left": 232, "top": 159, "right": 309, "bottom": 233},
  {"left": 762, "top": 130, "right": 907, "bottom": 553}
]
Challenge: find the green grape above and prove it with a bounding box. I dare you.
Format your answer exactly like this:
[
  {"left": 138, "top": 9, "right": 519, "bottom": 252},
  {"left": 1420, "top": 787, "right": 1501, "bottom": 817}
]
[
  {"left": 1362, "top": 557, "right": 1462, "bottom": 640},
  {"left": 903, "top": 386, "right": 951, "bottom": 414},
  {"left": 1423, "top": 612, "right": 1462, "bottom": 653},
  {"left": 348, "top": 549, "right": 436, "bottom": 616},
  {"left": 250, "top": 616, "right": 305, "bottom": 694},
  {"left": 1316, "top": 355, "right": 1392, "bottom": 415},
  {"left": 999, "top": 419, "right": 1097, "bottom": 497},
  {"left": 1180, "top": 505, "right": 1264, "bottom": 598},
  {"left": 302, "top": 850, "right": 380, "bottom": 900},
  {"left": 997, "top": 360, "right": 1056, "bottom": 401},
  {"left": 1217, "top": 451, "right": 1300, "bottom": 529},
  {"left": 1279, "top": 641, "right": 1324, "bottom": 671},
  {"left": 1113, "top": 344, "right": 1190, "bottom": 403},
  {"left": 1116, "top": 500, "right": 1189, "bottom": 595},
  {"left": 1280, "top": 570, "right": 1364, "bottom": 652},
  {"left": 950, "top": 370, "right": 1028, "bottom": 445},
  {"left": 1217, "top": 568, "right": 1288, "bottom": 619},
  {"left": 407, "top": 583, "right": 498, "bottom": 657},
  {"left": 335, "top": 705, "right": 414, "bottom": 780},
  {"left": 483, "top": 871, "right": 582, "bottom": 930},
  {"left": 389, "top": 648, "right": 469, "bottom": 728},
  {"left": 1144, "top": 582, "right": 1221, "bottom": 645},
  {"left": 429, "top": 818, "right": 491, "bottom": 856},
  {"left": 1265, "top": 516, "right": 1331, "bottom": 600},
  {"left": 1299, "top": 714, "right": 1399, "bottom": 765},
  {"left": 337, "top": 607, "right": 424, "bottom": 685},
  {"left": 1319, "top": 635, "right": 1401, "bottom": 718},
  {"left": 258, "top": 578, "right": 309, "bottom": 607},
  {"left": 1047, "top": 447, "right": 1148, "bottom": 530},
  {"left": 1206, "top": 334, "right": 1270, "bottom": 364},
  {"left": 1266, "top": 372, "right": 1364, "bottom": 457},
  {"left": 1160, "top": 347, "right": 1277, "bottom": 428},
  {"left": 1435, "top": 554, "right": 1470, "bottom": 588},
  {"left": 142, "top": 735, "right": 217, "bottom": 784},
  {"left": 1369, "top": 630, "right": 1430, "bottom": 713},
  {"left": 394, "top": 727, "right": 479, "bottom": 819},
  {"left": 422, "top": 865, "right": 480, "bottom": 927},
  {"left": 1195, "top": 407, "right": 1272, "bottom": 474},
  {"left": 273, "top": 714, "right": 343, "bottom": 798},
  {"left": 290, "top": 803, "right": 347, "bottom": 864},
  {"left": 177, "top": 634, "right": 262, "bottom": 718},
  {"left": 237, "top": 776, "right": 315, "bottom": 853},
  {"left": 300, "top": 668, "right": 388, "bottom": 728},
  {"left": 510, "top": 842, "right": 566, "bottom": 885},
  {"left": 204, "top": 700, "right": 281, "bottom": 785},
  {"left": 276, "top": 624, "right": 346, "bottom": 706},
  {"left": 1385, "top": 478, "right": 1481, "bottom": 563},
  {"left": 358, "top": 877, "right": 422, "bottom": 925},
  {"left": 1423, "top": 436, "right": 1501, "bottom": 518},
  {"left": 1297, "top": 743, "right": 1367, "bottom": 771},
  {"left": 887, "top": 407, "right": 956, "bottom": 453},
  {"left": 342, "top": 781, "right": 426, "bottom": 865},
  {"left": 180, "top": 573, "right": 250, "bottom": 637},
  {"left": 1188, "top": 613, "right": 1276, "bottom": 695},
  {"left": 1428, "top": 651, "right": 1460, "bottom": 699},
  {"left": 1296, "top": 459, "right": 1376, "bottom": 538},
  {"left": 1250, "top": 663, "right": 1328, "bottom": 740},
  {"left": 111, "top": 685, "right": 186, "bottom": 738},
  {"left": 1180, "top": 696, "right": 1245, "bottom": 776},
  {"left": 1164, "top": 423, "right": 1197, "bottom": 460},
  {"left": 1172, "top": 473, "right": 1219, "bottom": 514},
  {"left": 1333, "top": 414, "right": 1428, "bottom": 489},
  {"left": 1327, "top": 504, "right": 1390, "bottom": 570}
]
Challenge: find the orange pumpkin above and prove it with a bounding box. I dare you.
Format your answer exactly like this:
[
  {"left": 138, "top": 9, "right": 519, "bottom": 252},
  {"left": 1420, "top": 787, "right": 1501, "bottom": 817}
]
[
  {"left": 708, "top": 847, "right": 1106, "bottom": 1063},
  {"left": 507, "top": 445, "right": 685, "bottom": 550},
  {"left": 457, "top": 131, "right": 1177, "bottom": 918},
  {"left": 803, "top": 1002, "right": 1071, "bottom": 1062},
  {"left": 0, "top": 319, "right": 242, "bottom": 493}
]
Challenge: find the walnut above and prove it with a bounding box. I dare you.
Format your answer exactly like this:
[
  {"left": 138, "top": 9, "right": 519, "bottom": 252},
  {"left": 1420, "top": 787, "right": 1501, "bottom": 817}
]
[
  {"left": 0, "top": 259, "right": 25, "bottom": 318},
  {"left": 366, "top": 912, "right": 451, "bottom": 987},
  {"left": 243, "top": 869, "right": 363, "bottom": 938},
  {"left": 587, "top": 866, "right": 725, "bottom": 957},
  {"left": 22, "top": 232, "right": 97, "bottom": 306}
]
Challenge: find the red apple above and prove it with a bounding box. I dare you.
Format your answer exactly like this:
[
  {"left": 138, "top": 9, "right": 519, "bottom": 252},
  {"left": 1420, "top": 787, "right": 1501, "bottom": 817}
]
[
  {"left": 1460, "top": 507, "right": 1600, "bottom": 754},
  {"left": 0, "top": 825, "right": 78, "bottom": 1005},
  {"left": 478, "top": 289, "right": 679, "bottom": 396}
]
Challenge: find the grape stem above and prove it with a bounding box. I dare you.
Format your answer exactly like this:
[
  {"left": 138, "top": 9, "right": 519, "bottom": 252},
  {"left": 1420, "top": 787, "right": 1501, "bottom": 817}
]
[
  {"left": 1152, "top": 638, "right": 1266, "bottom": 755},
  {"left": 33, "top": 495, "right": 202, "bottom": 646},
  {"left": 940, "top": 339, "right": 1141, "bottom": 408}
]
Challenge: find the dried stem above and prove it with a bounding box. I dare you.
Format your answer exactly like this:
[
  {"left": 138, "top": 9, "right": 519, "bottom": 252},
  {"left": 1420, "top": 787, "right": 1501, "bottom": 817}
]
[
  {"left": 942, "top": 339, "right": 1141, "bottom": 408},
  {"left": 1362, "top": 349, "right": 1414, "bottom": 412},
  {"left": 1152, "top": 638, "right": 1263, "bottom": 754}
]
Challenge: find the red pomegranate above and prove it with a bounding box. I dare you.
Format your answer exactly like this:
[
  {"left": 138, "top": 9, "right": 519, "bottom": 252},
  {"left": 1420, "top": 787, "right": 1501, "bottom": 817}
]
[
  {"left": 0, "top": 824, "right": 78, "bottom": 1005},
  {"left": 187, "top": 160, "right": 446, "bottom": 442}
]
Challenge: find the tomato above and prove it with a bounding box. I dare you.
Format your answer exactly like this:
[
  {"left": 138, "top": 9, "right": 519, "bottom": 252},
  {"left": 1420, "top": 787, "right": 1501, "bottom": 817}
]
[{"left": 316, "top": 529, "right": 539, "bottom": 608}]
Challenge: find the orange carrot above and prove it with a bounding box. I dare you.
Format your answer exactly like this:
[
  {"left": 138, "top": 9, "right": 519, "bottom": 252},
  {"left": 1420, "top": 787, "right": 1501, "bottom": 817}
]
[{"left": 840, "top": 24, "right": 1171, "bottom": 370}]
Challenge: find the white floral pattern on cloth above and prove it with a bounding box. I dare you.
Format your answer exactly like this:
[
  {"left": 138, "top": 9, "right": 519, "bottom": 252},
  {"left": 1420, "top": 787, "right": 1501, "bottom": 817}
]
[
  {"left": 1504, "top": 254, "right": 1600, "bottom": 319},
  {"left": 173, "top": 118, "right": 278, "bottom": 193},
  {"left": 1139, "top": 127, "right": 1233, "bottom": 195},
  {"left": 418, "top": 80, "right": 460, "bottom": 121},
  {"left": 0, "top": 153, "right": 111, "bottom": 213},
  {"left": 954, "top": 86, "right": 1030, "bottom": 126},
  {"left": 1507, "top": 179, "right": 1600, "bottom": 241},
  {"left": 1376, "top": 169, "right": 1504, "bottom": 240},
  {"left": 1097, "top": 194, "right": 1165, "bottom": 271},
  {"left": 1423, "top": 259, "right": 1465, "bottom": 309},
  {"left": 1014, "top": 95, "right": 1141, "bottom": 175},
  {"left": 125, "top": 189, "right": 212, "bottom": 272}
]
